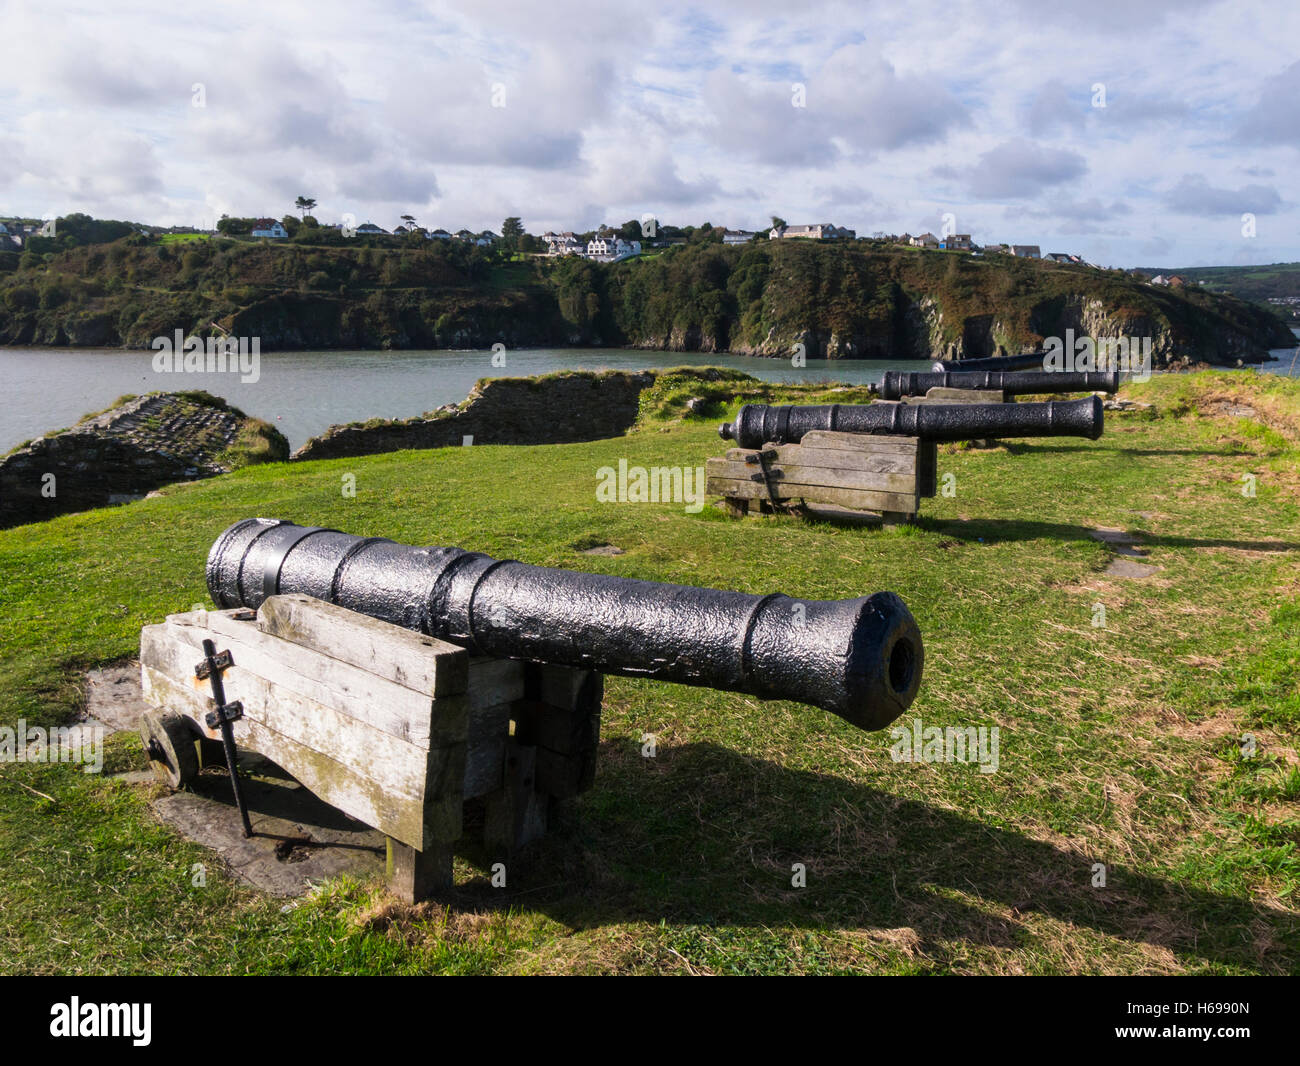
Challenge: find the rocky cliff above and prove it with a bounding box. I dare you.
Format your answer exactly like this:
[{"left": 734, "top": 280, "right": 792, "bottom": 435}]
[
  {"left": 0, "top": 392, "right": 288, "bottom": 528},
  {"left": 1, "top": 237, "right": 1291, "bottom": 367},
  {"left": 293, "top": 370, "right": 658, "bottom": 461}
]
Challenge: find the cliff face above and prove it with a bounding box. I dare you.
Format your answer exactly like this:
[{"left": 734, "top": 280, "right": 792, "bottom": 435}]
[
  {"left": 0, "top": 392, "right": 287, "bottom": 528},
  {"left": 294, "top": 370, "right": 656, "bottom": 461},
  {"left": 608, "top": 243, "right": 1293, "bottom": 366},
  {"left": 1, "top": 237, "right": 1291, "bottom": 365}
]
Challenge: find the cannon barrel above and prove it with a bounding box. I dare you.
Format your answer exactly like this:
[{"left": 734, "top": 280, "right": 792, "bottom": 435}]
[
  {"left": 206, "top": 519, "right": 923, "bottom": 732},
  {"left": 879, "top": 369, "right": 1119, "bottom": 400},
  {"left": 931, "top": 351, "right": 1047, "bottom": 372},
  {"left": 718, "top": 395, "right": 1103, "bottom": 449}
]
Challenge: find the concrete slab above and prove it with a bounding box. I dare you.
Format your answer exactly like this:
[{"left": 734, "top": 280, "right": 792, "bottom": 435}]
[
  {"left": 152, "top": 765, "right": 386, "bottom": 897},
  {"left": 1105, "top": 558, "right": 1162, "bottom": 579},
  {"left": 1089, "top": 526, "right": 1140, "bottom": 546},
  {"left": 1091, "top": 527, "right": 1159, "bottom": 575},
  {"left": 88, "top": 662, "right": 387, "bottom": 896},
  {"left": 85, "top": 662, "right": 150, "bottom": 734}
]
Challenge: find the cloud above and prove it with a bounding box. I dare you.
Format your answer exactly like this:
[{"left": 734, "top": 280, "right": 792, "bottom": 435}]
[
  {"left": 1025, "top": 81, "right": 1088, "bottom": 137},
  {"left": 967, "top": 139, "right": 1088, "bottom": 199},
  {"left": 1235, "top": 60, "right": 1300, "bottom": 148},
  {"left": 585, "top": 141, "right": 721, "bottom": 208},
  {"left": 0, "top": 0, "right": 1295, "bottom": 266},
  {"left": 1005, "top": 0, "right": 1216, "bottom": 29},
  {"left": 1162, "top": 175, "right": 1282, "bottom": 215},
  {"left": 700, "top": 44, "right": 967, "bottom": 166},
  {"left": 1024, "top": 198, "right": 1133, "bottom": 223}
]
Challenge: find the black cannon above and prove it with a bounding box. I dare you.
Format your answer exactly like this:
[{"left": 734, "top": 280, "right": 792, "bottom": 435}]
[
  {"left": 718, "top": 395, "right": 1102, "bottom": 450},
  {"left": 206, "top": 519, "right": 923, "bottom": 732},
  {"left": 877, "top": 369, "right": 1119, "bottom": 400},
  {"left": 931, "top": 352, "right": 1047, "bottom": 373}
]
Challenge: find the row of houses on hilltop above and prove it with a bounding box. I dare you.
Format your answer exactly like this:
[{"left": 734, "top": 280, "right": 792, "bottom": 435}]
[
  {"left": 540, "top": 222, "right": 854, "bottom": 259},
  {"left": 0, "top": 220, "right": 50, "bottom": 248},
  {"left": 769, "top": 223, "right": 857, "bottom": 241},
  {"left": 242, "top": 217, "right": 502, "bottom": 245},
  {"left": 542, "top": 231, "right": 642, "bottom": 262},
  {"left": 899, "top": 231, "right": 1103, "bottom": 267}
]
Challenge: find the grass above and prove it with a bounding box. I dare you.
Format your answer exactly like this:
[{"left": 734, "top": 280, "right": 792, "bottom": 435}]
[{"left": 0, "top": 372, "right": 1297, "bottom": 974}]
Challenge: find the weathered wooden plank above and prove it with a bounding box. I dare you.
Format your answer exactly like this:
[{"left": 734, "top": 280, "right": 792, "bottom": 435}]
[
  {"left": 484, "top": 739, "right": 548, "bottom": 860},
  {"left": 720, "top": 445, "right": 919, "bottom": 475},
  {"left": 465, "top": 737, "right": 506, "bottom": 799},
  {"left": 706, "top": 458, "right": 919, "bottom": 494},
  {"left": 797, "top": 431, "right": 921, "bottom": 453},
  {"left": 918, "top": 439, "right": 938, "bottom": 498},
  {"left": 256, "top": 594, "right": 468, "bottom": 698},
  {"left": 387, "top": 837, "right": 454, "bottom": 901},
  {"left": 466, "top": 656, "right": 526, "bottom": 710},
  {"left": 141, "top": 663, "right": 434, "bottom": 848},
  {"left": 167, "top": 610, "right": 447, "bottom": 746},
  {"left": 141, "top": 623, "right": 446, "bottom": 801},
  {"left": 707, "top": 477, "right": 919, "bottom": 514}
]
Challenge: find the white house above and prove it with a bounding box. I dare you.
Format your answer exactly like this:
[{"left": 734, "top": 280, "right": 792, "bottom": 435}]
[
  {"left": 1011, "top": 245, "right": 1040, "bottom": 258},
  {"left": 251, "top": 218, "right": 287, "bottom": 238},
  {"left": 910, "top": 232, "right": 940, "bottom": 249},
  {"left": 723, "top": 229, "right": 756, "bottom": 245},
  {"left": 586, "top": 234, "right": 641, "bottom": 261},
  {"left": 545, "top": 231, "right": 584, "bottom": 256},
  {"left": 769, "top": 223, "right": 856, "bottom": 241}
]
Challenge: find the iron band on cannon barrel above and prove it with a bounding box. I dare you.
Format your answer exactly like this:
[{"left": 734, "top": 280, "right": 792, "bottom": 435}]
[
  {"left": 718, "top": 395, "right": 1103, "bottom": 450},
  {"left": 206, "top": 519, "right": 924, "bottom": 732},
  {"left": 877, "top": 369, "right": 1119, "bottom": 400}
]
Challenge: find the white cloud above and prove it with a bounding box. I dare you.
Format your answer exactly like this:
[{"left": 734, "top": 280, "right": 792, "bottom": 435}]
[{"left": 0, "top": 0, "right": 1296, "bottom": 265}]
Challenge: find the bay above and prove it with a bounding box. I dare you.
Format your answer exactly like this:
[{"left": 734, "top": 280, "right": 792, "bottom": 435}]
[{"left": 2, "top": 333, "right": 1296, "bottom": 453}]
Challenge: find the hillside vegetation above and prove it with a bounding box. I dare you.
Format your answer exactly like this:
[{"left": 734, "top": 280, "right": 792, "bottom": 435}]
[
  {"left": 1137, "top": 262, "right": 1300, "bottom": 304},
  {"left": 0, "top": 235, "right": 1291, "bottom": 365}
]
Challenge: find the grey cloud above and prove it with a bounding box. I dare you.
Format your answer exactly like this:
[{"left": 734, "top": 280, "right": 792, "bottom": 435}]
[
  {"left": 968, "top": 139, "right": 1088, "bottom": 199},
  {"left": 701, "top": 46, "right": 967, "bottom": 166},
  {"left": 1026, "top": 81, "right": 1087, "bottom": 138},
  {"left": 1236, "top": 60, "right": 1300, "bottom": 148},
  {"left": 1103, "top": 95, "right": 1191, "bottom": 126},
  {"left": 1163, "top": 175, "right": 1282, "bottom": 215},
  {"left": 337, "top": 160, "right": 440, "bottom": 204},
  {"left": 1024, "top": 198, "right": 1132, "bottom": 223},
  {"left": 1005, "top": 0, "right": 1215, "bottom": 29}
]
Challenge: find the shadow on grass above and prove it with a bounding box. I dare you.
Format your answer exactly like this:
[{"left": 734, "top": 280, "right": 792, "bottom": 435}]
[
  {"left": 997, "top": 442, "right": 1247, "bottom": 458},
  {"left": 442, "top": 740, "right": 1297, "bottom": 972},
  {"left": 925, "top": 517, "right": 1300, "bottom": 554}
]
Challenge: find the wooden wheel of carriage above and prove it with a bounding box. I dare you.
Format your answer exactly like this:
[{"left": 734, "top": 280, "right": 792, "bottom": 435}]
[{"left": 140, "top": 710, "right": 199, "bottom": 788}]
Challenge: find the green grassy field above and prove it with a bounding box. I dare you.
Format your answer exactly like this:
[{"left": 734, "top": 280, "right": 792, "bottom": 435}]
[{"left": 1, "top": 371, "right": 1297, "bottom": 974}]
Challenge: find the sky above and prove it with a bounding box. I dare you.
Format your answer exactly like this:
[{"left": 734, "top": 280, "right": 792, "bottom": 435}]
[{"left": 0, "top": 0, "right": 1296, "bottom": 268}]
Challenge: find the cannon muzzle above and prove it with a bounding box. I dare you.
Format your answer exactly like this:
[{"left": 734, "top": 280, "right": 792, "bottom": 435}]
[
  {"left": 718, "top": 395, "right": 1103, "bottom": 450},
  {"left": 879, "top": 369, "right": 1118, "bottom": 400},
  {"left": 206, "top": 519, "right": 923, "bottom": 732}
]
